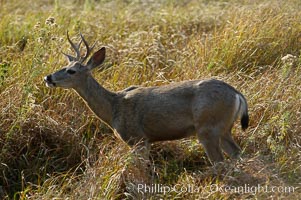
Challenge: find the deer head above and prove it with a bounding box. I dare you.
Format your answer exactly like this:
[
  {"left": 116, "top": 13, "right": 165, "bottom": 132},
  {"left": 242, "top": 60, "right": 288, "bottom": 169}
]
[{"left": 44, "top": 32, "right": 106, "bottom": 88}]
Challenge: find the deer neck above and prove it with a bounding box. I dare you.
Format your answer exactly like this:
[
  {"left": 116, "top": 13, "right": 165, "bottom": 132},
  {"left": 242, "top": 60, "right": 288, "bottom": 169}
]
[{"left": 73, "top": 75, "right": 116, "bottom": 126}]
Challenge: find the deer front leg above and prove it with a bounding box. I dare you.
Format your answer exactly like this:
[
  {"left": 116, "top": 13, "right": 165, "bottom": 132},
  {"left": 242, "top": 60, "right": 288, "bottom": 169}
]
[
  {"left": 128, "top": 139, "right": 153, "bottom": 183},
  {"left": 133, "top": 139, "right": 151, "bottom": 163}
]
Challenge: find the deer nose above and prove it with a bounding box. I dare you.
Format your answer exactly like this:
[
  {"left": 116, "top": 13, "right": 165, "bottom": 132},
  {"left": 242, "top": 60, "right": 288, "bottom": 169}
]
[{"left": 44, "top": 75, "right": 52, "bottom": 82}]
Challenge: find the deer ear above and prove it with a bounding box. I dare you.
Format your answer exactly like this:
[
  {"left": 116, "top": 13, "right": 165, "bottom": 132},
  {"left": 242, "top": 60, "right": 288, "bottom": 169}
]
[{"left": 87, "top": 47, "right": 106, "bottom": 70}]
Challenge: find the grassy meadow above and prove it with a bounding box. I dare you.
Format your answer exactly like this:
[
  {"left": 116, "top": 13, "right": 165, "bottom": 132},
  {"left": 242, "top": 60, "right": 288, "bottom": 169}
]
[{"left": 1, "top": 0, "right": 301, "bottom": 199}]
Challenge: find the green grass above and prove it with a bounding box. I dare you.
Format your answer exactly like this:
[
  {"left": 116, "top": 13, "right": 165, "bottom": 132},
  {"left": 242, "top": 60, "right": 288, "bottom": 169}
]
[{"left": 1, "top": 0, "right": 301, "bottom": 199}]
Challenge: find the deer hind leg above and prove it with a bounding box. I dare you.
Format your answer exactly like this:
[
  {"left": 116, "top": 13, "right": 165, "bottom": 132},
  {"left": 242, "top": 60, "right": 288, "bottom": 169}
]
[
  {"left": 197, "top": 128, "right": 224, "bottom": 164},
  {"left": 220, "top": 129, "right": 241, "bottom": 159}
]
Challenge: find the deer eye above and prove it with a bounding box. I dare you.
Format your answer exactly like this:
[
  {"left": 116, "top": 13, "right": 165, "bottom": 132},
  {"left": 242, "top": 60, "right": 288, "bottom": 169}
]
[{"left": 67, "top": 69, "right": 76, "bottom": 74}]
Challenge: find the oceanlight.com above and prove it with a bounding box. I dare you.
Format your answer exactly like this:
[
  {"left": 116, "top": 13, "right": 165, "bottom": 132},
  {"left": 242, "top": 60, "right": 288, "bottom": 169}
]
[{"left": 134, "top": 184, "right": 297, "bottom": 195}]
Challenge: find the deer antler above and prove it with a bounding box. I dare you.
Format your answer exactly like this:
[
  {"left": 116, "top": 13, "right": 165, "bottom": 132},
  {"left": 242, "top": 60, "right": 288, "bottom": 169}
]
[
  {"left": 63, "top": 31, "right": 95, "bottom": 63},
  {"left": 80, "top": 32, "right": 96, "bottom": 63},
  {"left": 64, "top": 31, "right": 82, "bottom": 61}
]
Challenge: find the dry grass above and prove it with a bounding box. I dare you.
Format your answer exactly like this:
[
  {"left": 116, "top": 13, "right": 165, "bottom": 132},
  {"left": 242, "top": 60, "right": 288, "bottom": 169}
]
[{"left": 1, "top": 0, "right": 301, "bottom": 199}]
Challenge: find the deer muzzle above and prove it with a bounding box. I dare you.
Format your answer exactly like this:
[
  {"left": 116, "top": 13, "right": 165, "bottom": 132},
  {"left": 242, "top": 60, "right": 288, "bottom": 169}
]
[{"left": 44, "top": 75, "right": 56, "bottom": 87}]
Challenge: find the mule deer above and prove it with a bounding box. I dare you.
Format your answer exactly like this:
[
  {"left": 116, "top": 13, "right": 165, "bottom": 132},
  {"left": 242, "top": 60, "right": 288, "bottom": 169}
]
[{"left": 44, "top": 32, "right": 249, "bottom": 164}]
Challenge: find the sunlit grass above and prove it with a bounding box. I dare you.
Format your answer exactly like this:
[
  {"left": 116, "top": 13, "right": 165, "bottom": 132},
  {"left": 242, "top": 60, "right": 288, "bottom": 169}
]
[{"left": 1, "top": 0, "right": 301, "bottom": 199}]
